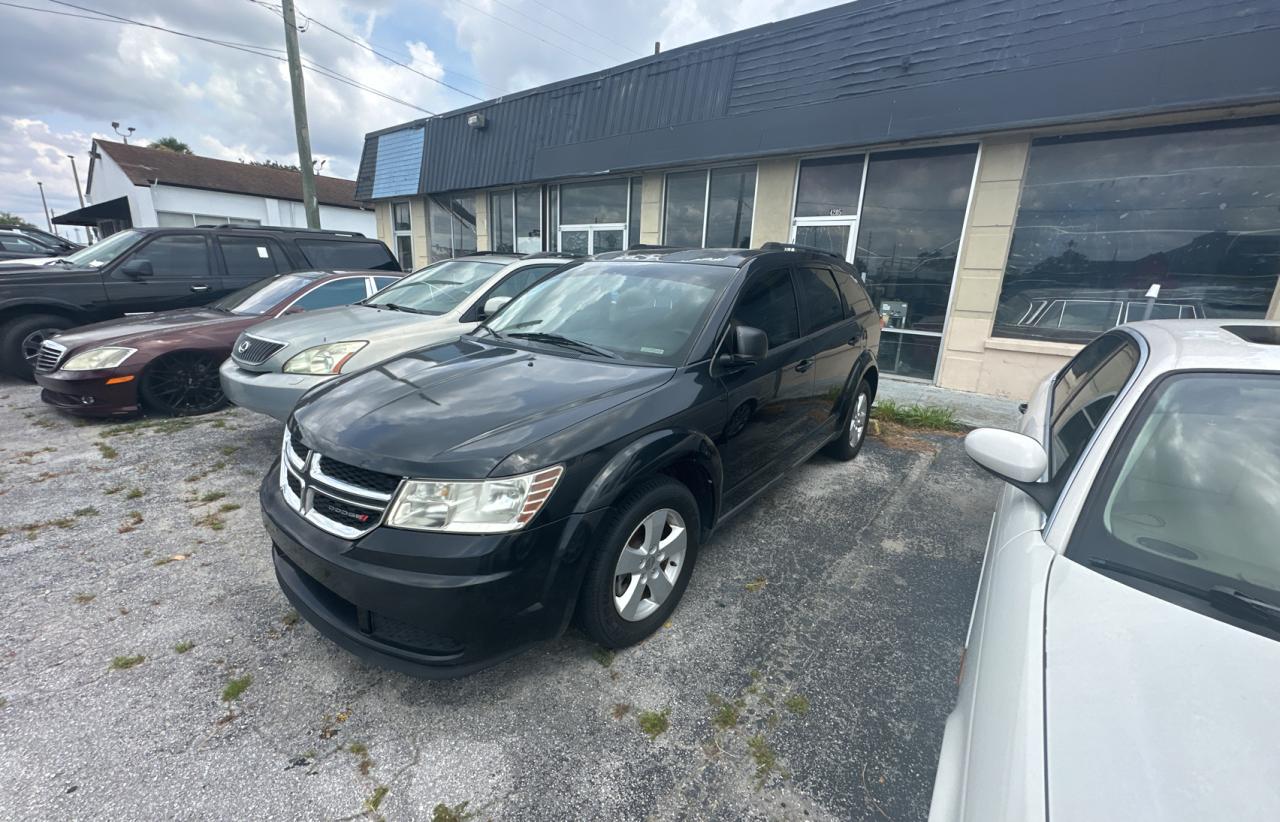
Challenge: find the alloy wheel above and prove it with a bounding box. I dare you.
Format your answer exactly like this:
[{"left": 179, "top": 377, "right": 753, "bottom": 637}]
[
  {"left": 20, "top": 328, "right": 58, "bottom": 365},
  {"left": 145, "top": 352, "right": 224, "bottom": 415},
  {"left": 849, "top": 392, "right": 869, "bottom": 446},
  {"left": 612, "top": 508, "right": 688, "bottom": 622}
]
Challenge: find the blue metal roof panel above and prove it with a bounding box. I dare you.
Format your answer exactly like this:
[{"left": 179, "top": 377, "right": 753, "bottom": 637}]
[{"left": 369, "top": 126, "right": 426, "bottom": 200}]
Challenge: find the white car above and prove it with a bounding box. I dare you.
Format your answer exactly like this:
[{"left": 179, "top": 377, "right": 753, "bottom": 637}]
[{"left": 930, "top": 320, "right": 1280, "bottom": 822}]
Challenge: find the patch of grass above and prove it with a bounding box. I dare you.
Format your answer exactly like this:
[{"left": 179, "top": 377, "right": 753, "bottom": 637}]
[
  {"left": 173, "top": 641, "right": 195, "bottom": 654},
  {"left": 281, "top": 610, "right": 300, "bottom": 628},
  {"left": 611, "top": 703, "right": 631, "bottom": 720},
  {"left": 221, "top": 674, "right": 253, "bottom": 702},
  {"left": 73, "top": 506, "right": 99, "bottom": 518},
  {"left": 94, "top": 442, "right": 118, "bottom": 460},
  {"left": 153, "top": 552, "right": 193, "bottom": 567},
  {"left": 870, "top": 399, "right": 964, "bottom": 432},
  {"left": 199, "top": 490, "right": 227, "bottom": 503},
  {"left": 196, "top": 513, "right": 226, "bottom": 531},
  {"left": 103, "top": 484, "right": 125, "bottom": 495},
  {"left": 591, "top": 647, "right": 615, "bottom": 668},
  {"left": 708, "top": 693, "right": 740, "bottom": 730},
  {"left": 637, "top": 708, "right": 670, "bottom": 740},
  {"left": 73, "top": 592, "right": 95, "bottom": 605},
  {"left": 745, "top": 576, "right": 767, "bottom": 593},
  {"left": 219, "top": 445, "right": 240, "bottom": 456},
  {"left": 747, "top": 734, "right": 778, "bottom": 779},
  {"left": 365, "top": 785, "right": 389, "bottom": 813},
  {"left": 218, "top": 502, "right": 240, "bottom": 513},
  {"left": 784, "top": 693, "right": 810, "bottom": 715},
  {"left": 125, "top": 487, "right": 144, "bottom": 500},
  {"left": 431, "top": 801, "right": 474, "bottom": 822},
  {"left": 109, "top": 654, "right": 145, "bottom": 670},
  {"left": 347, "top": 741, "right": 369, "bottom": 755},
  {"left": 118, "top": 510, "right": 145, "bottom": 534}
]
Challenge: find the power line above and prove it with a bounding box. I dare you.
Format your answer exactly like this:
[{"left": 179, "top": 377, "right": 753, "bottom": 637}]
[
  {"left": 448, "top": 0, "right": 605, "bottom": 70},
  {"left": 524, "top": 0, "right": 646, "bottom": 55},
  {"left": 485, "top": 0, "right": 630, "bottom": 64},
  {"left": 19, "top": 0, "right": 435, "bottom": 115}
]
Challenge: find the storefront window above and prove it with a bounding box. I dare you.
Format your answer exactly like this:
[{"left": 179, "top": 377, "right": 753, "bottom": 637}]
[
  {"left": 392, "top": 201, "right": 413, "bottom": 270},
  {"left": 995, "top": 119, "right": 1280, "bottom": 343},
  {"left": 628, "top": 177, "right": 642, "bottom": 249},
  {"left": 488, "top": 190, "right": 514, "bottom": 253},
  {"left": 795, "top": 155, "right": 864, "bottom": 218},
  {"left": 428, "top": 195, "right": 477, "bottom": 263},
  {"left": 560, "top": 179, "right": 628, "bottom": 225},
  {"left": 515, "top": 187, "right": 541, "bottom": 253},
  {"left": 663, "top": 165, "right": 756, "bottom": 248}
]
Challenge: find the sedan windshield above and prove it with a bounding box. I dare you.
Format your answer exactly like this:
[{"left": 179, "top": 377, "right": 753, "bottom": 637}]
[
  {"left": 210, "top": 275, "right": 311, "bottom": 315},
  {"left": 363, "top": 259, "right": 504, "bottom": 315},
  {"left": 483, "top": 261, "right": 729, "bottom": 365},
  {"left": 61, "top": 229, "right": 142, "bottom": 268},
  {"left": 1071, "top": 372, "right": 1280, "bottom": 637}
]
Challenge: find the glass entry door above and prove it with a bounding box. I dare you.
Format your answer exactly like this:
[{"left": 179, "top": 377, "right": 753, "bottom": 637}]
[
  {"left": 560, "top": 224, "right": 626, "bottom": 256},
  {"left": 793, "top": 219, "right": 856, "bottom": 260}
]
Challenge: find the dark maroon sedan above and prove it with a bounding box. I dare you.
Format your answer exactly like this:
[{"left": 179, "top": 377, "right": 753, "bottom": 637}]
[{"left": 34, "top": 270, "right": 401, "bottom": 417}]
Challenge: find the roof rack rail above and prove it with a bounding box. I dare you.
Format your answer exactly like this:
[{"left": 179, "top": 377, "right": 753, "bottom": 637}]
[
  {"left": 191, "top": 224, "right": 367, "bottom": 237},
  {"left": 462, "top": 250, "right": 524, "bottom": 257},
  {"left": 523, "top": 251, "right": 580, "bottom": 259},
  {"left": 626, "top": 244, "right": 685, "bottom": 252},
  {"left": 759, "top": 241, "right": 844, "bottom": 261}
]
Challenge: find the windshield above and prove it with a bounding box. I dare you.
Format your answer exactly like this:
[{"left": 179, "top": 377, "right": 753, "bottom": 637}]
[
  {"left": 61, "top": 230, "right": 142, "bottom": 268},
  {"left": 210, "top": 274, "right": 311, "bottom": 315},
  {"left": 483, "top": 261, "right": 729, "bottom": 365},
  {"left": 1071, "top": 371, "right": 1280, "bottom": 637},
  {"left": 363, "top": 259, "right": 504, "bottom": 314}
]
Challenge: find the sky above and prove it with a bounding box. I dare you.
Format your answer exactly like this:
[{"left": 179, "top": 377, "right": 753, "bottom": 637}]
[{"left": 0, "top": 0, "right": 847, "bottom": 240}]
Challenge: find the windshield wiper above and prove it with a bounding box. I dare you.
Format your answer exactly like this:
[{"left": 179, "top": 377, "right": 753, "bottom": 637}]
[
  {"left": 368, "top": 303, "right": 426, "bottom": 314},
  {"left": 1089, "top": 557, "right": 1280, "bottom": 631},
  {"left": 507, "top": 332, "right": 616, "bottom": 358}
]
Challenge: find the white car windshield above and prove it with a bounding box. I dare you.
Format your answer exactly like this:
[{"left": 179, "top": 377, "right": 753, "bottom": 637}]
[
  {"left": 363, "top": 259, "right": 504, "bottom": 315},
  {"left": 61, "top": 230, "right": 142, "bottom": 268},
  {"left": 211, "top": 275, "right": 311, "bottom": 315}
]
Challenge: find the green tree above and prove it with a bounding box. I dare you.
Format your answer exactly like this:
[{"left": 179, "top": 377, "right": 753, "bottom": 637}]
[
  {"left": 0, "top": 212, "right": 33, "bottom": 227},
  {"left": 150, "top": 136, "right": 192, "bottom": 154},
  {"left": 247, "top": 158, "right": 301, "bottom": 172}
]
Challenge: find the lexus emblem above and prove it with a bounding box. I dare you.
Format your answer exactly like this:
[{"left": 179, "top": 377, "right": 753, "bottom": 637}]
[{"left": 237, "top": 340, "right": 251, "bottom": 354}]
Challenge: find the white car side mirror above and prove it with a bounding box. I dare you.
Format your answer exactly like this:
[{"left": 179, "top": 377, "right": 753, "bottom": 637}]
[
  {"left": 481, "top": 296, "right": 511, "bottom": 319},
  {"left": 965, "top": 428, "right": 1047, "bottom": 484}
]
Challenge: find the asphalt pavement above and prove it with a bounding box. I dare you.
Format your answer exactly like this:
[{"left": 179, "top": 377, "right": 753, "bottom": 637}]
[{"left": 0, "top": 377, "right": 998, "bottom": 821}]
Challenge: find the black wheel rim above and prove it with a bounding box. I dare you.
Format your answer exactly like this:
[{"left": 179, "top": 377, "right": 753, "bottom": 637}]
[
  {"left": 147, "top": 353, "right": 224, "bottom": 414},
  {"left": 21, "top": 328, "right": 58, "bottom": 364}
]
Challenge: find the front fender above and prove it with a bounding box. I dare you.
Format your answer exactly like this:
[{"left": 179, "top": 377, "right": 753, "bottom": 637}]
[{"left": 573, "top": 428, "right": 722, "bottom": 528}]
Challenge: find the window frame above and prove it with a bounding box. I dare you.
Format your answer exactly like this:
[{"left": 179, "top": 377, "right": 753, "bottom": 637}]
[
  {"left": 281, "top": 275, "right": 376, "bottom": 313},
  {"left": 726, "top": 265, "right": 803, "bottom": 351},
  {"left": 488, "top": 187, "right": 542, "bottom": 253},
  {"left": 661, "top": 164, "right": 757, "bottom": 249},
  {"left": 215, "top": 236, "right": 288, "bottom": 279},
  {"left": 546, "top": 177, "right": 640, "bottom": 252},
  {"left": 792, "top": 265, "right": 848, "bottom": 335},
  {"left": 391, "top": 200, "right": 414, "bottom": 270},
  {"left": 116, "top": 232, "right": 212, "bottom": 279}
]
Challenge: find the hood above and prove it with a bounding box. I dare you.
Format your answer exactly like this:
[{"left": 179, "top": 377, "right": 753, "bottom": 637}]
[
  {"left": 0, "top": 256, "right": 60, "bottom": 267},
  {"left": 1044, "top": 557, "right": 1280, "bottom": 821},
  {"left": 52, "top": 308, "right": 255, "bottom": 352},
  {"left": 0, "top": 263, "right": 101, "bottom": 284},
  {"left": 293, "top": 337, "right": 674, "bottom": 479},
  {"left": 242, "top": 304, "right": 447, "bottom": 361}
]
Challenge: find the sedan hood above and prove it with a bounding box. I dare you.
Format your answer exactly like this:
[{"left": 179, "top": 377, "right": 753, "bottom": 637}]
[
  {"left": 293, "top": 338, "right": 674, "bottom": 479},
  {"left": 0, "top": 256, "right": 61, "bottom": 267},
  {"left": 1045, "top": 557, "right": 1280, "bottom": 821},
  {"left": 248, "top": 304, "right": 441, "bottom": 349},
  {"left": 52, "top": 308, "right": 254, "bottom": 352}
]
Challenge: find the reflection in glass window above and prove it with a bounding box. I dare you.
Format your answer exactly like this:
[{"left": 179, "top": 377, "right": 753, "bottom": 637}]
[
  {"left": 995, "top": 119, "right": 1280, "bottom": 342},
  {"left": 392, "top": 202, "right": 411, "bottom": 232},
  {"left": 706, "top": 166, "right": 756, "bottom": 248},
  {"left": 488, "top": 190, "right": 514, "bottom": 253},
  {"left": 549, "top": 186, "right": 560, "bottom": 250},
  {"left": 429, "top": 197, "right": 452, "bottom": 263},
  {"left": 795, "top": 224, "right": 850, "bottom": 257},
  {"left": 733, "top": 268, "right": 799, "bottom": 347},
  {"left": 664, "top": 170, "right": 706, "bottom": 247},
  {"left": 854, "top": 145, "right": 977, "bottom": 334},
  {"left": 560, "top": 179, "right": 628, "bottom": 225},
  {"left": 429, "top": 195, "right": 478, "bottom": 263},
  {"left": 795, "top": 155, "right": 864, "bottom": 217},
  {"left": 516, "top": 187, "right": 541, "bottom": 252},
  {"left": 452, "top": 194, "right": 477, "bottom": 257},
  {"left": 628, "top": 177, "right": 642, "bottom": 249}
]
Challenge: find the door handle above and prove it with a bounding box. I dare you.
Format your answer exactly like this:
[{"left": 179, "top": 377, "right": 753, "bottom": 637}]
[
  {"left": 848, "top": 335, "right": 862, "bottom": 346},
  {"left": 190, "top": 284, "right": 210, "bottom": 292},
  {"left": 794, "top": 359, "right": 812, "bottom": 373}
]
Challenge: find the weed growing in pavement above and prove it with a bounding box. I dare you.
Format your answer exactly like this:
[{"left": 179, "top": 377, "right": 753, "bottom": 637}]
[
  {"left": 125, "top": 487, "right": 144, "bottom": 500},
  {"left": 199, "top": 490, "right": 226, "bottom": 503},
  {"left": 218, "top": 503, "right": 240, "bottom": 513},
  {"left": 73, "top": 507, "right": 99, "bottom": 518},
  {"left": 221, "top": 674, "right": 253, "bottom": 702},
  {"left": 73, "top": 592, "right": 95, "bottom": 605},
  {"left": 94, "top": 442, "right": 118, "bottom": 460},
  {"left": 708, "top": 693, "right": 741, "bottom": 729},
  {"left": 591, "top": 647, "right": 615, "bottom": 668},
  {"left": 196, "top": 513, "right": 226, "bottom": 531},
  {"left": 870, "top": 399, "right": 964, "bottom": 432},
  {"left": 109, "top": 654, "right": 145, "bottom": 670},
  {"left": 103, "top": 484, "right": 125, "bottom": 495},
  {"left": 365, "top": 786, "right": 389, "bottom": 813},
  {"left": 173, "top": 641, "right": 195, "bottom": 654},
  {"left": 747, "top": 734, "right": 778, "bottom": 780},
  {"left": 637, "top": 708, "right": 670, "bottom": 740},
  {"left": 784, "top": 693, "right": 810, "bottom": 715},
  {"left": 219, "top": 445, "right": 240, "bottom": 456},
  {"left": 432, "top": 801, "right": 474, "bottom": 822},
  {"left": 612, "top": 703, "right": 631, "bottom": 720},
  {"left": 281, "top": 610, "right": 300, "bottom": 628},
  {"left": 118, "top": 511, "right": 144, "bottom": 534},
  {"left": 745, "top": 576, "right": 767, "bottom": 593}
]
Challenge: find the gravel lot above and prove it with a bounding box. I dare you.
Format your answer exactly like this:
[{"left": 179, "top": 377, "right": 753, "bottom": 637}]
[{"left": 0, "top": 376, "right": 998, "bottom": 821}]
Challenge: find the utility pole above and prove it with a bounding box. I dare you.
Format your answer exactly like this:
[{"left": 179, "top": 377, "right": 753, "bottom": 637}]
[
  {"left": 66, "top": 155, "right": 85, "bottom": 208},
  {"left": 36, "top": 181, "right": 53, "bottom": 232},
  {"left": 281, "top": 0, "right": 321, "bottom": 229}
]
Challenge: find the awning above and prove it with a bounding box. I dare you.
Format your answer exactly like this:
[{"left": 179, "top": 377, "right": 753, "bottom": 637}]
[{"left": 53, "top": 196, "right": 131, "bottom": 226}]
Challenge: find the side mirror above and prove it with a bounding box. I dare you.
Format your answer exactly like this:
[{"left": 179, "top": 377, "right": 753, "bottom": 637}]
[
  {"left": 964, "top": 428, "right": 1056, "bottom": 511},
  {"left": 120, "top": 259, "right": 153, "bottom": 278},
  {"left": 719, "top": 324, "right": 768, "bottom": 368},
  {"left": 481, "top": 296, "right": 511, "bottom": 319}
]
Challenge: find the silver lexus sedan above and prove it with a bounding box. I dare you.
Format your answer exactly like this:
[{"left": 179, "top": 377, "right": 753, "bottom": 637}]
[
  {"left": 931, "top": 320, "right": 1280, "bottom": 822},
  {"left": 219, "top": 253, "right": 574, "bottom": 421}
]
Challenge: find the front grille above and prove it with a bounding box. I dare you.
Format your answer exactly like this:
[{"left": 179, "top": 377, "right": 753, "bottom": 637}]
[
  {"left": 369, "top": 612, "right": 464, "bottom": 656},
  {"left": 35, "top": 340, "right": 67, "bottom": 373},
  {"left": 318, "top": 455, "right": 401, "bottom": 495},
  {"left": 232, "top": 333, "right": 285, "bottom": 366},
  {"left": 312, "top": 490, "right": 379, "bottom": 529},
  {"left": 290, "top": 431, "right": 310, "bottom": 462},
  {"left": 286, "top": 472, "right": 301, "bottom": 497}
]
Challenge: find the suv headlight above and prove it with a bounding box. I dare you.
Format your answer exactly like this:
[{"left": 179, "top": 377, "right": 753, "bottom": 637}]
[
  {"left": 62, "top": 346, "right": 136, "bottom": 371},
  {"left": 282, "top": 341, "right": 367, "bottom": 375},
  {"left": 387, "top": 466, "right": 563, "bottom": 533}
]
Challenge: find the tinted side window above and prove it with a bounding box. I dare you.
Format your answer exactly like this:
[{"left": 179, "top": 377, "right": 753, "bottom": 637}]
[
  {"left": 795, "top": 266, "right": 844, "bottom": 333},
  {"left": 1, "top": 236, "right": 44, "bottom": 254},
  {"left": 487, "top": 265, "right": 560, "bottom": 303},
  {"left": 834, "top": 270, "right": 874, "bottom": 317},
  {"left": 732, "top": 268, "right": 799, "bottom": 347},
  {"left": 131, "top": 235, "right": 209, "bottom": 277},
  {"left": 297, "top": 239, "right": 398, "bottom": 271},
  {"left": 290, "top": 278, "right": 370, "bottom": 311},
  {"left": 373, "top": 276, "right": 400, "bottom": 291},
  {"left": 219, "top": 237, "right": 286, "bottom": 278},
  {"left": 1050, "top": 334, "right": 1140, "bottom": 479}
]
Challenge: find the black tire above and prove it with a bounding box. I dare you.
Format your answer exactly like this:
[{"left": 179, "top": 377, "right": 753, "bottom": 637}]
[
  {"left": 825, "top": 378, "right": 872, "bottom": 461},
  {"left": 139, "top": 351, "right": 227, "bottom": 416},
  {"left": 576, "top": 476, "right": 702, "bottom": 649},
  {"left": 0, "top": 313, "right": 75, "bottom": 381}
]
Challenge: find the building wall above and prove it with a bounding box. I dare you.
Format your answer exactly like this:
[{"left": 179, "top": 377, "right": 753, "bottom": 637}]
[
  {"left": 751, "top": 157, "right": 798, "bottom": 245},
  {"left": 409, "top": 199, "right": 429, "bottom": 268},
  {"left": 143, "top": 182, "right": 376, "bottom": 234},
  {"left": 639, "top": 173, "right": 663, "bottom": 245},
  {"left": 474, "top": 193, "right": 490, "bottom": 252}
]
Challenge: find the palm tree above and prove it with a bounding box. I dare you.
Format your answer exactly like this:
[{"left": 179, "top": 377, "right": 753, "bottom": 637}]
[{"left": 150, "top": 136, "right": 192, "bottom": 154}]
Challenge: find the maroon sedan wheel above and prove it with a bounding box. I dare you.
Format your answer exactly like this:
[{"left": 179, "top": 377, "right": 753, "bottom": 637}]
[{"left": 139, "top": 352, "right": 227, "bottom": 416}]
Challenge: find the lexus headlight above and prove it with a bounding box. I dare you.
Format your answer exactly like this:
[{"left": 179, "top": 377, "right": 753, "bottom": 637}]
[
  {"left": 387, "top": 466, "right": 563, "bottom": 533},
  {"left": 282, "top": 341, "right": 367, "bottom": 375},
  {"left": 62, "top": 347, "right": 136, "bottom": 371}
]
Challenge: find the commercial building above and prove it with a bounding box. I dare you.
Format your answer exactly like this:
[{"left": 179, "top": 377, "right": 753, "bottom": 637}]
[
  {"left": 355, "top": 0, "right": 1280, "bottom": 398},
  {"left": 56, "top": 140, "right": 374, "bottom": 239}
]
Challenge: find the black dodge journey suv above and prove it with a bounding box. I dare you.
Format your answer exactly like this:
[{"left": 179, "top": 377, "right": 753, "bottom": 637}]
[{"left": 261, "top": 244, "right": 881, "bottom": 677}]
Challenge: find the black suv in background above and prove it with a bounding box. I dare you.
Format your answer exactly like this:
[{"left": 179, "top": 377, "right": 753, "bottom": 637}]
[
  {"left": 0, "top": 225, "right": 398, "bottom": 379},
  {"left": 261, "top": 244, "right": 881, "bottom": 677}
]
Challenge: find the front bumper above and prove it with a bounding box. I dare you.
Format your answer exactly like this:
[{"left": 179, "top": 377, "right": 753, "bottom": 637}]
[
  {"left": 260, "top": 465, "right": 608, "bottom": 678},
  {"left": 219, "top": 359, "right": 329, "bottom": 422},
  {"left": 35, "top": 367, "right": 143, "bottom": 417}
]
